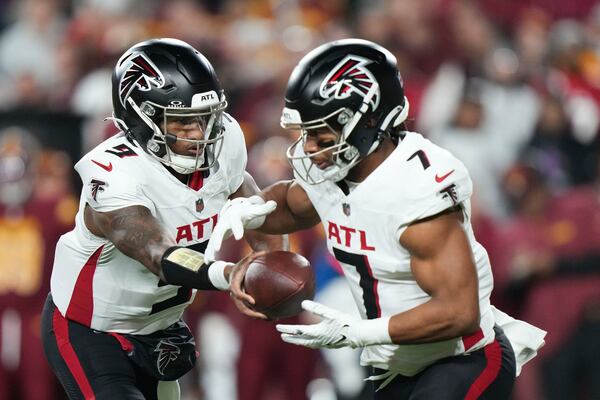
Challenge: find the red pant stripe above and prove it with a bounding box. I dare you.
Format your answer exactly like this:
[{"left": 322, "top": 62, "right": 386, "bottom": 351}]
[
  {"left": 52, "top": 309, "right": 96, "bottom": 399},
  {"left": 465, "top": 339, "right": 502, "bottom": 400}
]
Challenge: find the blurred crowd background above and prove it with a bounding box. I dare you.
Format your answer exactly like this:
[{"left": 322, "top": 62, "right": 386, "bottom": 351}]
[{"left": 1, "top": 0, "right": 600, "bottom": 399}]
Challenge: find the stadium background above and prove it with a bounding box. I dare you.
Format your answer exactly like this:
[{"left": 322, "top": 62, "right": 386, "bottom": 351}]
[{"left": 0, "top": 0, "right": 599, "bottom": 399}]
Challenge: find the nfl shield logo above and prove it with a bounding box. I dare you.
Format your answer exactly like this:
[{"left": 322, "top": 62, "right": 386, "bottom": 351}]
[
  {"left": 195, "top": 198, "right": 204, "bottom": 212},
  {"left": 342, "top": 203, "right": 351, "bottom": 216}
]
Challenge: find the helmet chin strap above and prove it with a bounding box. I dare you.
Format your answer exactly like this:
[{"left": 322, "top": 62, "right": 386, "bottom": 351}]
[
  {"left": 321, "top": 160, "right": 354, "bottom": 182},
  {"left": 392, "top": 97, "right": 410, "bottom": 127},
  {"left": 322, "top": 146, "right": 361, "bottom": 182},
  {"left": 128, "top": 97, "right": 160, "bottom": 134},
  {"left": 320, "top": 82, "right": 379, "bottom": 181},
  {"left": 341, "top": 82, "right": 380, "bottom": 141},
  {"left": 334, "top": 96, "right": 411, "bottom": 179},
  {"left": 363, "top": 96, "right": 411, "bottom": 158},
  {"left": 169, "top": 152, "right": 205, "bottom": 174},
  {"left": 104, "top": 114, "right": 128, "bottom": 132},
  {"left": 380, "top": 97, "right": 410, "bottom": 132}
]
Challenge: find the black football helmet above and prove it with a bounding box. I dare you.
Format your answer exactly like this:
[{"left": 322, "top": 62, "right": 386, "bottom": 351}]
[
  {"left": 111, "top": 38, "right": 227, "bottom": 174},
  {"left": 281, "top": 38, "right": 409, "bottom": 184}
]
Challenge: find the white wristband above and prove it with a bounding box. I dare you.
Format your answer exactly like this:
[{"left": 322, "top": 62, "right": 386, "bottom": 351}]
[
  {"left": 208, "top": 260, "right": 233, "bottom": 290},
  {"left": 357, "top": 316, "right": 392, "bottom": 346}
]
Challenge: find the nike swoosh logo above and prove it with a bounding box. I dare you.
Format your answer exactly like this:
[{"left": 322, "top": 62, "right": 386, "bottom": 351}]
[
  {"left": 92, "top": 159, "right": 113, "bottom": 172},
  {"left": 435, "top": 169, "right": 455, "bottom": 183}
]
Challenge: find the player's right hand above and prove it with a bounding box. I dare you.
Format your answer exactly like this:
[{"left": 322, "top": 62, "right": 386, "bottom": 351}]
[
  {"left": 228, "top": 251, "right": 268, "bottom": 319},
  {"left": 204, "top": 195, "right": 276, "bottom": 262}
]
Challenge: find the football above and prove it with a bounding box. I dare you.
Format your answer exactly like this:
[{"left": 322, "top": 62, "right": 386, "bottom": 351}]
[{"left": 244, "top": 251, "right": 315, "bottom": 320}]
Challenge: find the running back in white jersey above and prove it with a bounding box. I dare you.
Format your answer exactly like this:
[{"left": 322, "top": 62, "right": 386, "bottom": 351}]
[
  {"left": 51, "top": 113, "right": 247, "bottom": 335},
  {"left": 294, "top": 131, "right": 496, "bottom": 376}
]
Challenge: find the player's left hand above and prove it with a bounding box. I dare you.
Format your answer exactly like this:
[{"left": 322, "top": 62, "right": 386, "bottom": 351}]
[{"left": 276, "top": 300, "right": 386, "bottom": 349}]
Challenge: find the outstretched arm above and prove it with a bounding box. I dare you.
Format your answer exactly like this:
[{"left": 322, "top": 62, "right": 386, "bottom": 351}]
[
  {"left": 84, "top": 204, "right": 243, "bottom": 291},
  {"left": 204, "top": 178, "right": 319, "bottom": 261},
  {"left": 230, "top": 172, "right": 290, "bottom": 252},
  {"left": 84, "top": 204, "right": 173, "bottom": 280},
  {"left": 259, "top": 179, "right": 320, "bottom": 234}
]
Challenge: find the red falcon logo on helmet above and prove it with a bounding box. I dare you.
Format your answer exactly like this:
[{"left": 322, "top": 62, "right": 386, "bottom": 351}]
[
  {"left": 319, "top": 55, "right": 380, "bottom": 111},
  {"left": 118, "top": 53, "right": 165, "bottom": 106}
]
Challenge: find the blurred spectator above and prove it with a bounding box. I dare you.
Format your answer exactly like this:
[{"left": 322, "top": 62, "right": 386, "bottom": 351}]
[
  {"left": 247, "top": 136, "right": 294, "bottom": 188},
  {"left": 494, "top": 165, "right": 561, "bottom": 313},
  {"left": 547, "top": 18, "right": 600, "bottom": 146},
  {"left": 542, "top": 300, "right": 600, "bottom": 400},
  {"left": 428, "top": 82, "right": 513, "bottom": 217},
  {"left": 494, "top": 164, "right": 600, "bottom": 400},
  {"left": 236, "top": 314, "right": 319, "bottom": 400},
  {"left": 0, "top": 0, "right": 67, "bottom": 109},
  {"left": 423, "top": 42, "right": 540, "bottom": 218},
  {"left": 0, "top": 127, "right": 76, "bottom": 400},
  {"left": 184, "top": 281, "right": 244, "bottom": 400},
  {"left": 417, "top": 0, "right": 499, "bottom": 135},
  {"left": 480, "top": 46, "right": 540, "bottom": 153},
  {"left": 522, "top": 94, "right": 598, "bottom": 187},
  {"left": 513, "top": 8, "right": 552, "bottom": 87}
]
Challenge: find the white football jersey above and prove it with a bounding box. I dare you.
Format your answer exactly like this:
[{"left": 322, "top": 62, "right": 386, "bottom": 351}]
[
  {"left": 51, "top": 113, "right": 247, "bottom": 335},
  {"left": 294, "top": 131, "right": 496, "bottom": 376}
]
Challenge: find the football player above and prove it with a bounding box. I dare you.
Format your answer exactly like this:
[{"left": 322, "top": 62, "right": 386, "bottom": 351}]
[
  {"left": 41, "top": 38, "right": 283, "bottom": 400},
  {"left": 205, "top": 39, "right": 547, "bottom": 399}
]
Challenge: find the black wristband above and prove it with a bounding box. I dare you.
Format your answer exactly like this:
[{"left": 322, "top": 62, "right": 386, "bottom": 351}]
[{"left": 161, "top": 246, "right": 218, "bottom": 291}]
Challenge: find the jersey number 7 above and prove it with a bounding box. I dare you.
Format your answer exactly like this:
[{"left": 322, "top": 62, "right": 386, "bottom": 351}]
[{"left": 332, "top": 247, "right": 381, "bottom": 319}]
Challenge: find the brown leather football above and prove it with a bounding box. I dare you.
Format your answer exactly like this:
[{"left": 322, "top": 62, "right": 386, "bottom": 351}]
[{"left": 244, "top": 251, "right": 315, "bottom": 320}]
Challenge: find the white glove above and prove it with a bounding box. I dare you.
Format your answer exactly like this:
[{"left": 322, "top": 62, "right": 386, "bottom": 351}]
[
  {"left": 204, "top": 195, "right": 276, "bottom": 262},
  {"left": 276, "top": 300, "right": 391, "bottom": 349}
]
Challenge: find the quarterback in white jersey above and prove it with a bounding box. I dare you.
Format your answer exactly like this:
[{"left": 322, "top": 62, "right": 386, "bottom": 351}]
[
  {"left": 206, "top": 39, "right": 546, "bottom": 400},
  {"left": 51, "top": 113, "right": 246, "bottom": 334},
  {"left": 41, "top": 39, "right": 282, "bottom": 400}
]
